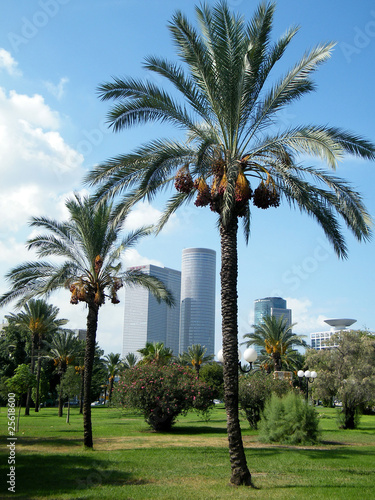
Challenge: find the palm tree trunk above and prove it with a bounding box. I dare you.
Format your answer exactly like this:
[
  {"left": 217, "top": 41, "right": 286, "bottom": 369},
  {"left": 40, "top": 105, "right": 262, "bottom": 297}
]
[
  {"left": 108, "top": 377, "right": 114, "bottom": 403},
  {"left": 58, "top": 374, "right": 64, "bottom": 417},
  {"left": 35, "top": 345, "right": 41, "bottom": 412},
  {"left": 83, "top": 301, "right": 99, "bottom": 448},
  {"left": 25, "top": 335, "right": 36, "bottom": 416},
  {"left": 220, "top": 216, "right": 253, "bottom": 487},
  {"left": 79, "top": 369, "right": 84, "bottom": 414}
]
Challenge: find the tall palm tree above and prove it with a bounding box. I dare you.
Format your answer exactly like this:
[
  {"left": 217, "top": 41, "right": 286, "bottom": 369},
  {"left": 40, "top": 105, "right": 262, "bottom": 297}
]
[
  {"left": 0, "top": 194, "right": 174, "bottom": 448},
  {"left": 138, "top": 341, "right": 173, "bottom": 365},
  {"left": 7, "top": 299, "right": 68, "bottom": 414},
  {"left": 49, "top": 330, "right": 80, "bottom": 416},
  {"left": 181, "top": 344, "right": 214, "bottom": 378},
  {"left": 243, "top": 315, "right": 305, "bottom": 371},
  {"left": 104, "top": 352, "right": 123, "bottom": 402},
  {"left": 86, "top": 2, "right": 374, "bottom": 485}
]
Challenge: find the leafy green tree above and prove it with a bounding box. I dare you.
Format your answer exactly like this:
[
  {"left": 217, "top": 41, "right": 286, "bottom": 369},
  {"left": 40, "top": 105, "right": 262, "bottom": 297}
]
[
  {"left": 239, "top": 370, "right": 291, "bottom": 429},
  {"left": 6, "top": 364, "right": 36, "bottom": 431},
  {"left": 138, "top": 342, "right": 173, "bottom": 365},
  {"left": 0, "top": 320, "right": 29, "bottom": 384},
  {"left": 199, "top": 362, "right": 224, "bottom": 401},
  {"left": 244, "top": 315, "right": 306, "bottom": 372},
  {"left": 305, "top": 331, "right": 375, "bottom": 429},
  {"left": 0, "top": 194, "right": 174, "bottom": 448},
  {"left": 6, "top": 300, "right": 68, "bottom": 414},
  {"left": 90, "top": 344, "right": 107, "bottom": 404},
  {"left": 180, "top": 344, "right": 214, "bottom": 378},
  {"left": 86, "top": 2, "right": 374, "bottom": 485},
  {"left": 59, "top": 365, "right": 82, "bottom": 423},
  {"left": 104, "top": 352, "right": 123, "bottom": 402},
  {"left": 49, "top": 330, "right": 80, "bottom": 416}
]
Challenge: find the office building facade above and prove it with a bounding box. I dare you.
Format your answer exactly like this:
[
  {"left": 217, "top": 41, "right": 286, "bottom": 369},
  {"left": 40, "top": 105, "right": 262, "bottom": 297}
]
[
  {"left": 179, "top": 248, "right": 216, "bottom": 356},
  {"left": 251, "top": 297, "right": 293, "bottom": 355},
  {"left": 254, "top": 297, "right": 292, "bottom": 327},
  {"left": 122, "top": 265, "right": 181, "bottom": 358}
]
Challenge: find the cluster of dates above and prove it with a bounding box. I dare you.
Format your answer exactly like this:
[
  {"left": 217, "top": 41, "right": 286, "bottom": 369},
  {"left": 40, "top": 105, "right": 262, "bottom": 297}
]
[
  {"left": 252, "top": 181, "right": 280, "bottom": 209},
  {"left": 174, "top": 161, "right": 279, "bottom": 215},
  {"left": 69, "top": 256, "right": 123, "bottom": 306}
]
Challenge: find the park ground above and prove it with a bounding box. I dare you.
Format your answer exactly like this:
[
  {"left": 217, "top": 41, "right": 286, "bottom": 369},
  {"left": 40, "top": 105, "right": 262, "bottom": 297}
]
[{"left": 1, "top": 405, "right": 374, "bottom": 499}]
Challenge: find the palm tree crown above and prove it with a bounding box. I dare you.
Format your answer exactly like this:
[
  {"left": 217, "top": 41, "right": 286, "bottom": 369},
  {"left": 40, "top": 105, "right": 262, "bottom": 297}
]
[
  {"left": 138, "top": 342, "right": 173, "bottom": 365},
  {"left": 0, "top": 194, "right": 174, "bottom": 309},
  {"left": 85, "top": 0, "right": 374, "bottom": 486},
  {"left": 180, "top": 344, "right": 214, "bottom": 378},
  {"left": 88, "top": 2, "right": 373, "bottom": 252},
  {"left": 104, "top": 352, "right": 123, "bottom": 402},
  {"left": 243, "top": 314, "right": 306, "bottom": 371}
]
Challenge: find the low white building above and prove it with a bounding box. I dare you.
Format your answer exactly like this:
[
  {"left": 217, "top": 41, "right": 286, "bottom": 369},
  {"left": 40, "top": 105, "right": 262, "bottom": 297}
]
[{"left": 310, "top": 318, "right": 357, "bottom": 350}]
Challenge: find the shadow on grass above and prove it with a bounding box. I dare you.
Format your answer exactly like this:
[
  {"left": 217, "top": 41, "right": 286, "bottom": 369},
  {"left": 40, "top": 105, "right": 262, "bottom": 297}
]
[
  {"left": 249, "top": 446, "right": 375, "bottom": 461},
  {"left": 0, "top": 436, "right": 83, "bottom": 448},
  {"left": 169, "top": 425, "right": 228, "bottom": 436},
  {"left": 0, "top": 452, "right": 139, "bottom": 499}
]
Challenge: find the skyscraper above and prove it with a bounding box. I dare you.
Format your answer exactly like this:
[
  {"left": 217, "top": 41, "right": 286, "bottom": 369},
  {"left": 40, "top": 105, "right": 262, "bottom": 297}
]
[
  {"left": 252, "top": 297, "right": 292, "bottom": 355},
  {"left": 179, "top": 248, "right": 216, "bottom": 355},
  {"left": 122, "top": 265, "right": 181, "bottom": 358},
  {"left": 254, "top": 297, "right": 292, "bottom": 327}
]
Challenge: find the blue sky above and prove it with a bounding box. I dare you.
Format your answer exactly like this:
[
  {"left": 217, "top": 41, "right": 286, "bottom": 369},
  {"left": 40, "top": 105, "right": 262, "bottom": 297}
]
[{"left": 0, "top": 0, "right": 374, "bottom": 356}]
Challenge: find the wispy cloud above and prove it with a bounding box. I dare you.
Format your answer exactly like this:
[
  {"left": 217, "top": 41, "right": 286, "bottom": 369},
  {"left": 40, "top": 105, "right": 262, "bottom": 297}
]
[
  {"left": 44, "top": 77, "right": 69, "bottom": 100},
  {"left": 0, "top": 48, "right": 21, "bottom": 76}
]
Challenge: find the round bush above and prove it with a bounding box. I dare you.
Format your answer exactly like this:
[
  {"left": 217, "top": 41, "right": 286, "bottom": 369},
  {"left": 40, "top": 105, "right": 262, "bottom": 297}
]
[{"left": 113, "top": 362, "right": 214, "bottom": 431}]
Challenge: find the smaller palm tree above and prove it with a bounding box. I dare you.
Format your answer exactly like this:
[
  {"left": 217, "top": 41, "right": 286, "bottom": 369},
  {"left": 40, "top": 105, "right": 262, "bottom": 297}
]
[
  {"left": 104, "top": 352, "right": 123, "bottom": 402},
  {"left": 122, "top": 352, "right": 138, "bottom": 369},
  {"left": 181, "top": 344, "right": 214, "bottom": 378},
  {"left": 7, "top": 299, "right": 68, "bottom": 414},
  {"left": 49, "top": 330, "right": 80, "bottom": 416},
  {"left": 0, "top": 194, "right": 174, "bottom": 449},
  {"left": 243, "top": 315, "right": 306, "bottom": 371},
  {"left": 138, "top": 342, "right": 173, "bottom": 365}
]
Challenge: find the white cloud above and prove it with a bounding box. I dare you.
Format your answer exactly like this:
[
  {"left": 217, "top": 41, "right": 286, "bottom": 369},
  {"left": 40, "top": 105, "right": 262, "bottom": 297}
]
[
  {"left": 0, "top": 87, "right": 84, "bottom": 230},
  {"left": 286, "top": 297, "right": 327, "bottom": 335},
  {"left": 44, "top": 77, "right": 69, "bottom": 100},
  {"left": 123, "top": 201, "right": 178, "bottom": 234},
  {"left": 0, "top": 49, "right": 21, "bottom": 76},
  {"left": 122, "top": 248, "right": 163, "bottom": 268}
]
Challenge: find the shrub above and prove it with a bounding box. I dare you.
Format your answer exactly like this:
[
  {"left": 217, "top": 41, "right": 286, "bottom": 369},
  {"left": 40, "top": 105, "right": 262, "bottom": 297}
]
[
  {"left": 258, "top": 392, "right": 321, "bottom": 445},
  {"left": 199, "top": 362, "right": 224, "bottom": 401},
  {"left": 238, "top": 371, "right": 291, "bottom": 429},
  {"left": 113, "top": 362, "right": 214, "bottom": 431}
]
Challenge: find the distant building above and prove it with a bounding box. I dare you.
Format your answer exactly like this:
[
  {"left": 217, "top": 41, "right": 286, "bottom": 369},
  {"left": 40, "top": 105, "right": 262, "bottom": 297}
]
[
  {"left": 73, "top": 329, "right": 86, "bottom": 342},
  {"left": 179, "top": 248, "right": 216, "bottom": 356},
  {"left": 254, "top": 297, "right": 292, "bottom": 327},
  {"left": 310, "top": 318, "right": 357, "bottom": 350},
  {"left": 0, "top": 320, "right": 8, "bottom": 336},
  {"left": 122, "top": 264, "right": 181, "bottom": 358},
  {"left": 251, "top": 297, "right": 293, "bottom": 355}
]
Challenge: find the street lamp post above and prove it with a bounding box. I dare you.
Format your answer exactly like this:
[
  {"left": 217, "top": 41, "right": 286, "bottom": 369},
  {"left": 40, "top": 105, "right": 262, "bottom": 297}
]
[
  {"left": 298, "top": 369, "right": 317, "bottom": 401},
  {"left": 217, "top": 347, "right": 258, "bottom": 373}
]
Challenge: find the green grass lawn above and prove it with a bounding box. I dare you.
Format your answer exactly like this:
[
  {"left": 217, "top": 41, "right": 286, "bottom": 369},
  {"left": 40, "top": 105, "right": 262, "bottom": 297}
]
[{"left": 1, "top": 405, "right": 374, "bottom": 499}]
